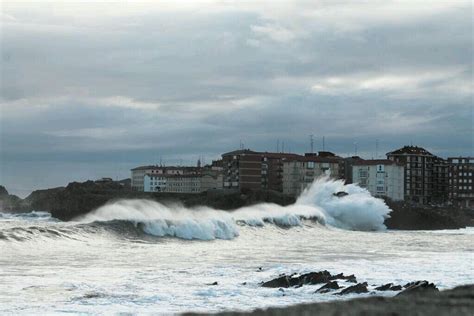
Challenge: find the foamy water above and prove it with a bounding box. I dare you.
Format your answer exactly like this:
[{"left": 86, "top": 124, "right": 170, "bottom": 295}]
[{"left": 0, "top": 178, "right": 473, "bottom": 314}]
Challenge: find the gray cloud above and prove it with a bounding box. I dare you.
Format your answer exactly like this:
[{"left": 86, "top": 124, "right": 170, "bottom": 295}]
[{"left": 0, "top": 1, "right": 472, "bottom": 196}]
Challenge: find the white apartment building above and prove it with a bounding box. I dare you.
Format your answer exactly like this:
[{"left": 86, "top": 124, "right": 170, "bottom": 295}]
[
  {"left": 132, "top": 162, "right": 224, "bottom": 194},
  {"left": 352, "top": 160, "right": 404, "bottom": 201}
]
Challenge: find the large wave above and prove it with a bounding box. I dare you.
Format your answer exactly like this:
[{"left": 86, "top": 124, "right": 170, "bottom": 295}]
[{"left": 76, "top": 177, "right": 392, "bottom": 240}]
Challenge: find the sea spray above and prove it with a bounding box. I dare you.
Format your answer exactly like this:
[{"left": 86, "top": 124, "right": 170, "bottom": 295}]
[
  {"left": 77, "top": 177, "right": 392, "bottom": 240},
  {"left": 78, "top": 200, "right": 239, "bottom": 240},
  {"left": 296, "top": 177, "right": 391, "bottom": 231}
]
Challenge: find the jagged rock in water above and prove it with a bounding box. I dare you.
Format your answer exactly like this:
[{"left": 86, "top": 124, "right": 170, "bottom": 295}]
[
  {"left": 333, "top": 191, "right": 349, "bottom": 198},
  {"left": 336, "top": 282, "right": 369, "bottom": 295},
  {"left": 397, "top": 281, "right": 439, "bottom": 296},
  {"left": 262, "top": 271, "right": 333, "bottom": 288},
  {"left": 315, "top": 281, "right": 341, "bottom": 294},
  {"left": 375, "top": 283, "right": 403, "bottom": 291},
  {"left": 262, "top": 271, "right": 357, "bottom": 289},
  {"left": 332, "top": 273, "right": 357, "bottom": 283},
  {"left": 261, "top": 275, "right": 299, "bottom": 288}
]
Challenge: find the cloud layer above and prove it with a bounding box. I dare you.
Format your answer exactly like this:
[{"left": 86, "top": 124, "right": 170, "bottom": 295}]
[{"left": 1, "top": 1, "right": 472, "bottom": 196}]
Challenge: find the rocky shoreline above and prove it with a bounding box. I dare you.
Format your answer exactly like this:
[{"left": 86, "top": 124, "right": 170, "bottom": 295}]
[
  {"left": 1, "top": 180, "right": 473, "bottom": 230},
  {"left": 185, "top": 284, "right": 474, "bottom": 316},
  {"left": 182, "top": 269, "right": 473, "bottom": 315}
]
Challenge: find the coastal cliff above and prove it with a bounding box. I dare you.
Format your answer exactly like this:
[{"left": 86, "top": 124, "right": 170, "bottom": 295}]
[{"left": 1, "top": 181, "right": 472, "bottom": 229}]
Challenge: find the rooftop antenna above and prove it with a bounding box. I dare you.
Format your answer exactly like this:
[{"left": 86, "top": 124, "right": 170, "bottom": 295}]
[
  {"left": 282, "top": 141, "right": 285, "bottom": 153},
  {"left": 354, "top": 141, "right": 358, "bottom": 156},
  {"left": 310, "top": 134, "right": 314, "bottom": 153},
  {"left": 376, "top": 139, "right": 379, "bottom": 159},
  {"left": 277, "top": 139, "right": 280, "bottom": 153},
  {"left": 322, "top": 136, "right": 325, "bottom": 151}
]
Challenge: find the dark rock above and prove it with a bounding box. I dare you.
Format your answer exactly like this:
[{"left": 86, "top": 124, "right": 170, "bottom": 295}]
[
  {"left": 397, "top": 281, "right": 439, "bottom": 296},
  {"left": 316, "top": 281, "right": 341, "bottom": 293},
  {"left": 384, "top": 199, "right": 474, "bottom": 230},
  {"left": 333, "top": 191, "right": 349, "bottom": 198},
  {"left": 332, "top": 273, "right": 357, "bottom": 283},
  {"left": 300, "top": 271, "right": 333, "bottom": 285},
  {"left": 0, "top": 185, "right": 9, "bottom": 197},
  {"left": 375, "top": 283, "right": 394, "bottom": 291},
  {"left": 262, "top": 271, "right": 356, "bottom": 289},
  {"left": 207, "top": 281, "right": 218, "bottom": 286},
  {"left": 0, "top": 186, "right": 27, "bottom": 212},
  {"left": 183, "top": 284, "right": 474, "bottom": 316},
  {"left": 336, "top": 282, "right": 369, "bottom": 295},
  {"left": 390, "top": 285, "right": 402, "bottom": 291},
  {"left": 375, "top": 283, "right": 403, "bottom": 291},
  {"left": 263, "top": 274, "right": 304, "bottom": 288}
]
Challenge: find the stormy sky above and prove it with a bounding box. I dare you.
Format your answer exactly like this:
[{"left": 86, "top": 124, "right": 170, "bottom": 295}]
[{"left": 1, "top": 1, "right": 473, "bottom": 197}]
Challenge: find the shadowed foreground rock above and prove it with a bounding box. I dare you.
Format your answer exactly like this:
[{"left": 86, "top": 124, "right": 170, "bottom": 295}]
[{"left": 184, "top": 284, "right": 474, "bottom": 316}]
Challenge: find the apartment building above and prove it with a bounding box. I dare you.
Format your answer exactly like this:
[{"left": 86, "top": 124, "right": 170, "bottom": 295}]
[
  {"left": 282, "top": 152, "right": 343, "bottom": 197},
  {"left": 448, "top": 157, "right": 474, "bottom": 208},
  {"left": 131, "top": 165, "right": 159, "bottom": 191},
  {"left": 387, "top": 146, "right": 448, "bottom": 204},
  {"left": 352, "top": 160, "right": 404, "bottom": 201},
  {"left": 132, "top": 163, "right": 223, "bottom": 194},
  {"left": 222, "top": 149, "right": 301, "bottom": 192}
]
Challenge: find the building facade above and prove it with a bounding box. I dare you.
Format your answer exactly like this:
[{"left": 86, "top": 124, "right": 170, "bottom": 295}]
[
  {"left": 387, "top": 146, "right": 448, "bottom": 204},
  {"left": 222, "top": 149, "right": 302, "bottom": 192},
  {"left": 448, "top": 157, "right": 474, "bottom": 208},
  {"left": 352, "top": 160, "right": 404, "bottom": 201},
  {"left": 132, "top": 164, "right": 223, "bottom": 194},
  {"left": 282, "top": 153, "right": 343, "bottom": 197}
]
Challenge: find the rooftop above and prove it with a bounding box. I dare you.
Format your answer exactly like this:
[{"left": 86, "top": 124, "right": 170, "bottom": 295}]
[{"left": 387, "top": 145, "right": 435, "bottom": 157}]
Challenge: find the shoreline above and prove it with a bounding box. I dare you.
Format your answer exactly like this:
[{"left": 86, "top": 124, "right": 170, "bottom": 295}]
[
  {"left": 1, "top": 180, "right": 473, "bottom": 230},
  {"left": 184, "top": 284, "right": 474, "bottom": 316}
]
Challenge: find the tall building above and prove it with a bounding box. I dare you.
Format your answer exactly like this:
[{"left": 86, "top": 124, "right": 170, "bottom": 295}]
[
  {"left": 282, "top": 152, "right": 343, "bottom": 197},
  {"left": 448, "top": 157, "right": 474, "bottom": 208},
  {"left": 352, "top": 160, "right": 405, "bottom": 201},
  {"left": 386, "top": 146, "right": 448, "bottom": 204},
  {"left": 221, "top": 149, "right": 301, "bottom": 192}
]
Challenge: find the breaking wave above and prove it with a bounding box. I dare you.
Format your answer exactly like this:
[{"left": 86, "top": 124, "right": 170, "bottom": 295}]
[
  {"left": 75, "top": 177, "right": 391, "bottom": 240},
  {"left": 0, "top": 178, "right": 392, "bottom": 242}
]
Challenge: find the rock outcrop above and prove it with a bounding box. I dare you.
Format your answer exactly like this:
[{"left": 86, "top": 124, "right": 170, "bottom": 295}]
[
  {"left": 0, "top": 185, "right": 26, "bottom": 212},
  {"left": 191, "top": 284, "right": 474, "bottom": 316},
  {"left": 397, "top": 281, "right": 439, "bottom": 296},
  {"left": 384, "top": 199, "right": 474, "bottom": 230},
  {"left": 262, "top": 271, "right": 357, "bottom": 289}
]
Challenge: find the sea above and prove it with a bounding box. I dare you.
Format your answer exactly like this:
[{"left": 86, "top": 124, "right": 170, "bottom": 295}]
[{"left": 1, "top": 178, "right": 473, "bottom": 314}]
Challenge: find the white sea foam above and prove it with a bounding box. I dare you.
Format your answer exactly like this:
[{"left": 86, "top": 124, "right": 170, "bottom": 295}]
[{"left": 78, "top": 177, "right": 391, "bottom": 240}]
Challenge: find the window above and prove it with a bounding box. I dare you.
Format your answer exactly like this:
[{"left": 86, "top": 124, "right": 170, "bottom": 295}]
[{"left": 307, "top": 161, "right": 315, "bottom": 169}]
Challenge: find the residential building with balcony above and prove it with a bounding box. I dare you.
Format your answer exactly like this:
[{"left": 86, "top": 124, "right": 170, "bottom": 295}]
[
  {"left": 448, "top": 157, "right": 474, "bottom": 208},
  {"left": 387, "top": 146, "right": 448, "bottom": 204},
  {"left": 352, "top": 160, "right": 404, "bottom": 201},
  {"left": 282, "top": 152, "right": 344, "bottom": 197},
  {"left": 222, "top": 149, "right": 301, "bottom": 192}
]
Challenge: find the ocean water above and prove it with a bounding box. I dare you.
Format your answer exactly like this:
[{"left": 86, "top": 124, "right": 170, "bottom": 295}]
[{"left": 0, "top": 178, "right": 473, "bottom": 314}]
